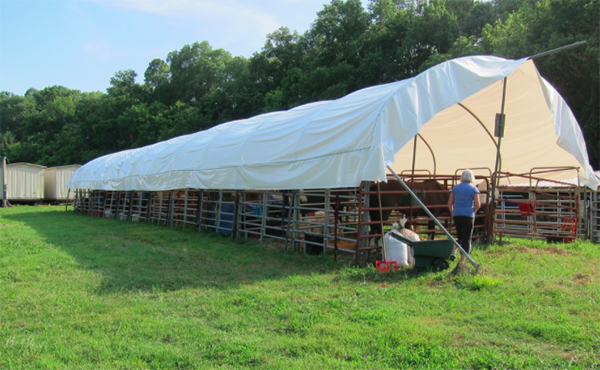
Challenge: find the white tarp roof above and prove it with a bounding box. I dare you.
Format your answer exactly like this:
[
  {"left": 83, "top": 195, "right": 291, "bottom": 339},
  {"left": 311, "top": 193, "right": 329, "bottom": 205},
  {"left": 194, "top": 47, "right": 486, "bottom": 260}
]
[{"left": 67, "top": 56, "right": 599, "bottom": 191}]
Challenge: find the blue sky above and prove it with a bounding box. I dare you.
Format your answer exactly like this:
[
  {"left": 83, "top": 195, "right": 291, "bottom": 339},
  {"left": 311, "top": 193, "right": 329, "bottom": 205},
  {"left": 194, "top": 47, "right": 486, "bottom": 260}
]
[{"left": 0, "top": 0, "right": 353, "bottom": 96}]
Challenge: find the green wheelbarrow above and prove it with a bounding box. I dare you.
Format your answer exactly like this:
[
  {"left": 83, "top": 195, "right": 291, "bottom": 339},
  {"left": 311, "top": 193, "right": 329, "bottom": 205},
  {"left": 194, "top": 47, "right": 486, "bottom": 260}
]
[{"left": 388, "top": 232, "right": 454, "bottom": 270}]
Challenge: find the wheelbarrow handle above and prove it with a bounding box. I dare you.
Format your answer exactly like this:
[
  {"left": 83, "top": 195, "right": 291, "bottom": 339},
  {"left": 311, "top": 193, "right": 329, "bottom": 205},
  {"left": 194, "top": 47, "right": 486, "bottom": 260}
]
[{"left": 388, "top": 232, "right": 415, "bottom": 246}]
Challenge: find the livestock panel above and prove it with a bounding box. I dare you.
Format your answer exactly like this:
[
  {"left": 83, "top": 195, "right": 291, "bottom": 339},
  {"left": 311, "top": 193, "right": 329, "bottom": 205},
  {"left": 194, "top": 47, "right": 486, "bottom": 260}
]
[
  {"left": 493, "top": 172, "right": 581, "bottom": 242},
  {"left": 170, "top": 190, "right": 200, "bottom": 228},
  {"left": 586, "top": 190, "right": 600, "bottom": 243},
  {"left": 44, "top": 165, "right": 81, "bottom": 201},
  {"left": 72, "top": 176, "right": 485, "bottom": 266},
  {"left": 0, "top": 163, "right": 46, "bottom": 201},
  {"left": 71, "top": 187, "right": 362, "bottom": 259},
  {"left": 286, "top": 188, "right": 360, "bottom": 256}
]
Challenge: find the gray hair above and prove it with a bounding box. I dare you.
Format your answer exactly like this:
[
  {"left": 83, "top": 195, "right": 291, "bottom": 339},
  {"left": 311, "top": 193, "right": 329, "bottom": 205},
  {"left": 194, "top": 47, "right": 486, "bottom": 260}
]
[{"left": 461, "top": 169, "right": 475, "bottom": 183}]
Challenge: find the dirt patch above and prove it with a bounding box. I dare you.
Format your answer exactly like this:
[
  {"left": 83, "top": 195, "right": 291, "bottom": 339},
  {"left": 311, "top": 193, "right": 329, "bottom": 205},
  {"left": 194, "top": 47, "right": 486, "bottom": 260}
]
[
  {"left": 485, "top": 249, "right": 506, "bottom": 256},
  {"left": 544, "top": 247, "right": 570, "bottom": 255},
  {"left": 426, "top": 279, "right": 448, "bottom": 287},
  {"left": 328, "top": 240, "right": 357, "bottom": 250},
  {"left": 572, "top": 272, "right": 592, "bottom": 284},
  {"left": 519, "top": 246, "right": 570, "bottom": 255}
]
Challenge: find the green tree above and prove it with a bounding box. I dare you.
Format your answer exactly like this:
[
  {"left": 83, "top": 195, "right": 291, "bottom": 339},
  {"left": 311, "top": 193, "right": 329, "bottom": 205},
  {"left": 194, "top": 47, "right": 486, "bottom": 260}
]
[
  {"left": 362, "top": 0, "right": 416, "bottom": 84},
  {"left": 144, "top": 58, "right": 170, "bottom": 89},
  {"left": 302, "top": 0, "right": 370, "bottom": 100},
  {"left": 166, "top": 41, "right": 232, "bottom": 105},
  {"left": 144, "top": 58, "right": 174, "bottom": 106},
  {"left": 404, "top": 0, "right": 460, "bottom": 72},
  {"left": 0, "top": 92, "right": 35, "bottom": 144}
]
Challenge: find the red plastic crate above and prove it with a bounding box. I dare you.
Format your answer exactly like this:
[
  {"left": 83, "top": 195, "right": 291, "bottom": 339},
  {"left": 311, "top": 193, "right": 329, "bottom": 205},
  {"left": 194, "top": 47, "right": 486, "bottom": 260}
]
[{"left": 376, "top": 260, "right": 399, "bottom": 272}]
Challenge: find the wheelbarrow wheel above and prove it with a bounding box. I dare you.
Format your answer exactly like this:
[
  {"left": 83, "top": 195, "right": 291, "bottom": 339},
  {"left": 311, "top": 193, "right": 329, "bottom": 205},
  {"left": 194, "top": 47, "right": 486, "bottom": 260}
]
[{"left": 432, "top": 258, "right": 450, "bottom": 271}]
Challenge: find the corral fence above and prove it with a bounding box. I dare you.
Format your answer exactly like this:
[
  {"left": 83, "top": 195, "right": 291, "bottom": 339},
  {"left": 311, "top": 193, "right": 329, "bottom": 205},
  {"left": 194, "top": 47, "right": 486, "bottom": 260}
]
[
  {"left": 587, "top": 189, "right": 600, "bottom": 243},
  {"left": 491, "top": 169, "right": 599, "bottom": 243},
  {"left": 71, "top": 170, "right": 598, "bottom": 265},
  {"left": 71, "top": 173, "right": 494, "bottom": 265},
  {"left": 73, "top": 187, "right": 363, "bottom": 260}
]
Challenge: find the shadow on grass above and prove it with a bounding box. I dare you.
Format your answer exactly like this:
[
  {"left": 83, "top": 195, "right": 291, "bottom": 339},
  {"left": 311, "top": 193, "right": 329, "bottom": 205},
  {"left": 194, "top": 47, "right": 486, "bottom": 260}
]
[{"left": 3, "top": 209, "right": 350, "bottom": 294}]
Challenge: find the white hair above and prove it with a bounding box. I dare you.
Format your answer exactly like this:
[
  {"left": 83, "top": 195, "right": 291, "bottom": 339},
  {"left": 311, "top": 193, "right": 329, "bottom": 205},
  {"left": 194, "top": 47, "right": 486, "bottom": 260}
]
[{"left": 461, "top": 169, "right": 475, "bottom": 183}]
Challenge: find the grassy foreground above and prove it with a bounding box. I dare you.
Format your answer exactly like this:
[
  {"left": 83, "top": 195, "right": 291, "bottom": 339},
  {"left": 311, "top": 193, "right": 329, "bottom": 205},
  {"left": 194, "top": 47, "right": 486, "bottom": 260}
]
[{"left": 0, "top": 206, "right": 598, "bottom": 370}]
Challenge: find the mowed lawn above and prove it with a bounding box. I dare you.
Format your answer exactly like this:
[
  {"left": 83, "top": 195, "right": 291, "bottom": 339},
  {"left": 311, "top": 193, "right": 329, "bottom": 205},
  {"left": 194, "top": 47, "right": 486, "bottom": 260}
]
[{"left": 1, "top": 206, "right": 598, "bottom": 370}]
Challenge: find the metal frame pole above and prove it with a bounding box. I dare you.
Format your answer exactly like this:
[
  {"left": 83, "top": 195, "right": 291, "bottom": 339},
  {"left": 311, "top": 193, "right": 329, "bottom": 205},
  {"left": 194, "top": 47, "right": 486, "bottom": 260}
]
[
  {"left": 528, "top": 40, "right": 587, "bottom": 60},
  {"left": 488, "top": 78, "right": 508, "bottom": 243}
]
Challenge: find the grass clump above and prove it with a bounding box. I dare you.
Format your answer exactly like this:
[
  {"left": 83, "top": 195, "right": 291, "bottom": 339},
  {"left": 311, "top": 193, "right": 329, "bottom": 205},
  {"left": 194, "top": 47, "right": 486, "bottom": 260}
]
[{"left": 1, "top": 206, "right": 599, "bottom": 369}]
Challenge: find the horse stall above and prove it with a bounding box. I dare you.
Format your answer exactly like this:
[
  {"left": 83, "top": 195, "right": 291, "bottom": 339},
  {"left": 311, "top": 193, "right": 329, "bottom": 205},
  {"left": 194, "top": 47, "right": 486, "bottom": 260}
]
[
  {"left": 66, "top": 55, "right": 599, "bottom": 270},
  {"left": 0, "top": 162, "right": 46, "bottom": 204},
  {"left": 43, "top": 165, "right": 81, "bottom": 203}
]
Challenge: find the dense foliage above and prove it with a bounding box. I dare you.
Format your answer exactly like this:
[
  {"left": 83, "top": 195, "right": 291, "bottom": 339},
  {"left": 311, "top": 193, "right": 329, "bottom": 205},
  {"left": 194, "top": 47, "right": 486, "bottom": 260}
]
[{"left": 1, "top": 0, "right": 598, "bottom": 169}]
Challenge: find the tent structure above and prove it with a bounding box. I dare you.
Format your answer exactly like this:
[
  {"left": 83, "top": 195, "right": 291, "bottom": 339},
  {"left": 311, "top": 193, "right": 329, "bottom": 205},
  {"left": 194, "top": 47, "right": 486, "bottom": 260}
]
[{"left": 67, "top": 55, "right": 599, "bottom": 192}]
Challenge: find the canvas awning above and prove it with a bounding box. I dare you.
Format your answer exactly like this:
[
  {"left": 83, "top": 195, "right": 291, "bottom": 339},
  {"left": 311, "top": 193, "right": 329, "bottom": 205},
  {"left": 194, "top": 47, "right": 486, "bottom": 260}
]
[{"left": 67, "top": 55, "right": 599, "bottom": 191}]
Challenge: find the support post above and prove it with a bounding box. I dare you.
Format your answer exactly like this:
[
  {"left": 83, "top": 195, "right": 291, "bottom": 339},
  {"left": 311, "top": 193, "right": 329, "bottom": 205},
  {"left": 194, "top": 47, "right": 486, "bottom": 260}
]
[
  {"left": 146, "top": 192, "right": 153, "bottom": 223},
  {"left": 323, "top": 188, "right": 331, "bottom": 254},
  {"left": 65, "top": 188, "right": 71, "bottom": 211},
  {"left": 488, "top": 77, "right": 508, "bottom": 243},
  {"left": 284, "top": 190, "right": 294, "bottom": 251},
  {"left": 127, "top": 191, "right": 134, "bottom": 221},
  {"left": 260, "top": 191, "right": 267, "bottom": 241},
  {"left": 355, "top": 181, "right": 372, "bottom": 266},
  {"left": 196, "top": 190, "right": 204, "bottom": 232},
  {"left": 113, "top": 192, "right": 120, "bottom": 219},
  {"left": 232, "top": 191, "right": 240, "bottom": 240},
  {"left": 333, "top": 194, "right": 340, "bottom": 261}
]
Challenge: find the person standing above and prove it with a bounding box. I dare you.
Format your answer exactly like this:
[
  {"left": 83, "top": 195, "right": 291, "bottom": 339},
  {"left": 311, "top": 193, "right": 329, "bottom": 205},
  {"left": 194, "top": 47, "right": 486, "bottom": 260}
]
[{"left": 447, "top": 169, "right": 481, "bottom": 267}]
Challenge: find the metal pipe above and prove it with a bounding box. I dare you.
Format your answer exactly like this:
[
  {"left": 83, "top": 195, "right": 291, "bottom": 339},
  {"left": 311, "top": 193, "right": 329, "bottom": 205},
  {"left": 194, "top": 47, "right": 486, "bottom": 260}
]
[
  {"left": 489, "top": 77, "right": 509, "bottom": 242},
  {"left": 417, "top": 134, "right": 437, "bottom": 175},
  {"left": 529, "top": 40, "right": 587, "bottom": 60}
]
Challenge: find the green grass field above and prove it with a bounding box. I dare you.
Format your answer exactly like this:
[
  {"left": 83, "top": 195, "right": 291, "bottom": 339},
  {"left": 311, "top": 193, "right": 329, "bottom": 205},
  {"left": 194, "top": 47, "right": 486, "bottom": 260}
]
[{"left": 1, "top": 206, "right": 598, "bottom": 369}]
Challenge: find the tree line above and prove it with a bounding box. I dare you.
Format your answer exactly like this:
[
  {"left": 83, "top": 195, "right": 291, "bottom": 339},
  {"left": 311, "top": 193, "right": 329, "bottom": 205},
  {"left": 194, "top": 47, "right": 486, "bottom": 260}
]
[{"left": 1, "top": 0, "right": 598, "bottom": 169}]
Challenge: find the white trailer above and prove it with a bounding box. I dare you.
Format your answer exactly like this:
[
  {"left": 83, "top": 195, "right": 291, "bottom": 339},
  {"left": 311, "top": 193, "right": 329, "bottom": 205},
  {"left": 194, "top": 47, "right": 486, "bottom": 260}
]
[
  {"left": 0, "top": 162, "right": 46, "bottom": 202},
  {"left": 44, "top": 165, "right": 81, "bottom": 201}
]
